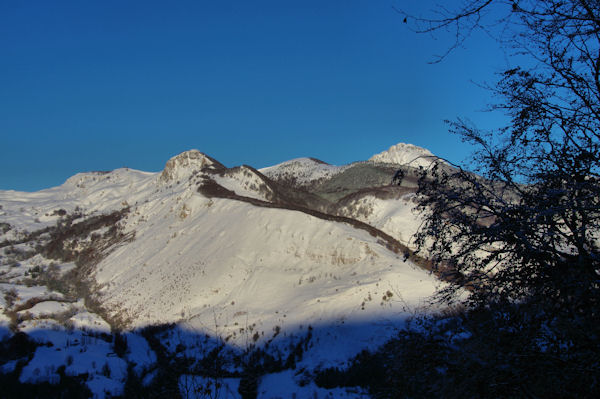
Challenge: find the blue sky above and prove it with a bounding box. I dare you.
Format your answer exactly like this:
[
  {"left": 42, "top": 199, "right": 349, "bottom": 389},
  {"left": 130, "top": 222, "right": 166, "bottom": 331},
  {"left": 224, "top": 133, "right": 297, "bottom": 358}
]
[{"left": 1, "top": 0, "right": 510, "bottom": 191}]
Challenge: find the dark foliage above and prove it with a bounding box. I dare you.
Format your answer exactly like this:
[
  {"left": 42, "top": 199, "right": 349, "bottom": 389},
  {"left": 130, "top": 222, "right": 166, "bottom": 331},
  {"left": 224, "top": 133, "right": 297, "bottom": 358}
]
[
  {"left": 317, "top": 306, "right": 599, "bottom": 398},
  {"left": 137, "top": 324, "right": 184, "bottom": 399},
  {"left": 238, "top": 370, "right": 259, "bottom": 399},
  {"left": 0, "top": 333, "right": 92, "bottom": 398},
  {"left": 315, "top": 350, "right": 387, "bottom": 390},
  {"left": 0, "top": 332, "right": 38, "bottom": 363},
  {"left": 113, "top": 332, "right": 128, "bottom": 358},
  {"left": 0, "top": 371, "right": 92, "bottom": 399}
]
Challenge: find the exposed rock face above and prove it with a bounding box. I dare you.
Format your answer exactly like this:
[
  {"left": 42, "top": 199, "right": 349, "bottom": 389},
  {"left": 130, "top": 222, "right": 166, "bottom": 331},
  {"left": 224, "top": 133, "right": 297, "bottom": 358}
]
[{"left": 159, "top": 150, "right": 224, "bottom": 182}]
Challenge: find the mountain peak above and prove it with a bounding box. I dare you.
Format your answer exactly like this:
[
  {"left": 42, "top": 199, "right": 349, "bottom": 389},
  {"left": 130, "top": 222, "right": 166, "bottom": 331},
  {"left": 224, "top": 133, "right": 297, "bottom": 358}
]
[
  {"left": 368, "top": 143, "right": 438, "bottom": 168},
  {"left": 160, "top": 150, "right": 223, "bottom": 182}
]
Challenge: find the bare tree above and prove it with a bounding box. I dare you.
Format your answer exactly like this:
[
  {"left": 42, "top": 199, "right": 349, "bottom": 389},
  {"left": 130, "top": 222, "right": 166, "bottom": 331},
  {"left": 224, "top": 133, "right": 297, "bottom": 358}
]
[{"left": 398, "top": 1, "right": 600, "bottom": 316}]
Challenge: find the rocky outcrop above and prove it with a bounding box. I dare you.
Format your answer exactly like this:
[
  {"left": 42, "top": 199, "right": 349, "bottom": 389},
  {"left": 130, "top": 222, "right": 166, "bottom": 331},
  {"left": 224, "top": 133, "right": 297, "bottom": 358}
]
[{"left": 159, "top": 150, "right": 225, "bottom": 183}]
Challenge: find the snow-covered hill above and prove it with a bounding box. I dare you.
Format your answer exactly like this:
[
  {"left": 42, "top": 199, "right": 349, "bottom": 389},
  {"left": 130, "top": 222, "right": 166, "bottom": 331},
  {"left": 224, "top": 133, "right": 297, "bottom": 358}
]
[
  {"left": 259, "top": 157, "right": 349, "bottom": 187},
  {"left": 0, "top": 144, "right": 445, "bottom": 398}
]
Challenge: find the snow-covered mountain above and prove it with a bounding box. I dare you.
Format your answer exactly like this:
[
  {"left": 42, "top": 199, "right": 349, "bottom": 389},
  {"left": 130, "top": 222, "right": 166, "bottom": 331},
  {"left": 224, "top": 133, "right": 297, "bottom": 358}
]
[
  {"left": 369, "top": 142, "right": 440, "bottom": 169},
  {"left": 0, "top": 144, "right": 445, "bottom": 398}
]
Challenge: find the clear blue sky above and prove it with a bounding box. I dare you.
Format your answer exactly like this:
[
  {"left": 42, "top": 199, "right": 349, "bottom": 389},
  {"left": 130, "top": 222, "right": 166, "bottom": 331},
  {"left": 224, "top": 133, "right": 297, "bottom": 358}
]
[{"left": 1, "top": 0, "right": 510, "bottom": 191}]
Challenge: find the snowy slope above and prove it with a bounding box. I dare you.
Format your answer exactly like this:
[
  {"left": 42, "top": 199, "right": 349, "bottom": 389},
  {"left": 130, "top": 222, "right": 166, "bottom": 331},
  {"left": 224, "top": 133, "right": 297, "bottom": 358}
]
[
  {"left": 97, "top": 195, "right": 438, "bottom": 336},
  {"left": 337, "top": 193, "right": 423, "bottom": 249}
]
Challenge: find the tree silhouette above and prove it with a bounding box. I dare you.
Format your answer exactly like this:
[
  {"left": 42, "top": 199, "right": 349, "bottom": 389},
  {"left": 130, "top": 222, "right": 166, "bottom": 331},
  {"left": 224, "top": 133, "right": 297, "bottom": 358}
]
[{"left": 399, "top": 0, "right": 600, "bottom": 316}]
